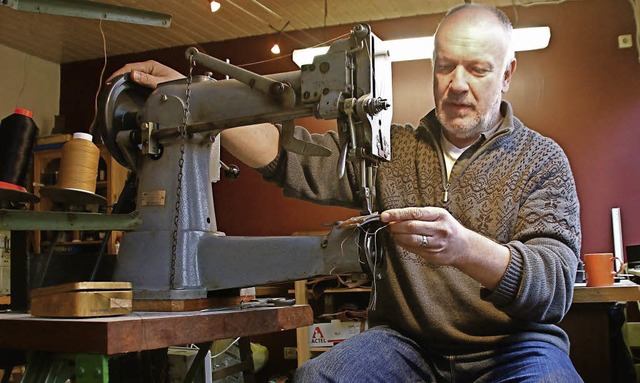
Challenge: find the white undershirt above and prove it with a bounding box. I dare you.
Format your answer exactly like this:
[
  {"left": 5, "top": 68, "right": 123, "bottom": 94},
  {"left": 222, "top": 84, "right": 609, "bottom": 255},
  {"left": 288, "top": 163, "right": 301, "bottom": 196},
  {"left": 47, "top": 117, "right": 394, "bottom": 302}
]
[
  {"left": 440, "top": 120, "right": 502, "bottom": 180},
  {"left": 440, "top": 136, "right": 469, "bottom": 180}
]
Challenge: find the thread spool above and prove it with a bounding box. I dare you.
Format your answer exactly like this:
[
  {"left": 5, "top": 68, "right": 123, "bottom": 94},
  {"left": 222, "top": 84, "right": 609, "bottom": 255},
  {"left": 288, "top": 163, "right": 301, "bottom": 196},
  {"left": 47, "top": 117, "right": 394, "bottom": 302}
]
[
  {"left": 0, "top": 108, "right": 39, "bottom": 190},
  {"left": 57, "top": 132, "right": 100, "bottom": 193}
]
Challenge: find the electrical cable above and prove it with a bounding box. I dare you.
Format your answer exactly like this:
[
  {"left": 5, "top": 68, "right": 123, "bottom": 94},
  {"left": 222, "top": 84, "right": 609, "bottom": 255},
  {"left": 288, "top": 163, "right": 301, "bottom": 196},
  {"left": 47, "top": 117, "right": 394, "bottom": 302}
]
[
  {"left": 89, "top": 18, "right": 109, "bottom": 136},
  {"left": 237, "top": 32, "right": 350, "bottom": 68},
  {"left": 211, "top": 337, "right": 241, "bottom": 359}
]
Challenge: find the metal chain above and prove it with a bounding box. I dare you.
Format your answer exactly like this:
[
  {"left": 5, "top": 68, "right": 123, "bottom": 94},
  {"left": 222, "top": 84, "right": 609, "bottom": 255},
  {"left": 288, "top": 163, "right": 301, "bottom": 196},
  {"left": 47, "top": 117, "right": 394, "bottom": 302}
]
[{"left": 169, "top": 54, "right": 195, "bottom": 289}]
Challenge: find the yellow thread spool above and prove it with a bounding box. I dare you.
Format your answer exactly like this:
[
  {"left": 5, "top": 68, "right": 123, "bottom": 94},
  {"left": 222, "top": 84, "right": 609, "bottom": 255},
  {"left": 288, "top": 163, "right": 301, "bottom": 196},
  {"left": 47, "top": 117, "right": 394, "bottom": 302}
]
[{"left": 57, "top": 132, "right": 100, "bottom": 193}]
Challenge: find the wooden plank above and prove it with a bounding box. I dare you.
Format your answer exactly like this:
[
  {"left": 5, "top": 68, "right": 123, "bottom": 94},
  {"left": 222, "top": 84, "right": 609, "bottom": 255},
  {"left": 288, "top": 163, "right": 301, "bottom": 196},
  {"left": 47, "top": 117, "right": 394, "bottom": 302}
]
[
  {"left": 0, "top": 305, "right": 312, "bottom": 355},
  {"left": 294, "top": 280, "right": 311, "bottom": 367},
  {"left": 132, "top": 296, "right": 243, "bottom": 312},
  {"left": 573, "top": 280, "right": 640, "bottom": 303}
]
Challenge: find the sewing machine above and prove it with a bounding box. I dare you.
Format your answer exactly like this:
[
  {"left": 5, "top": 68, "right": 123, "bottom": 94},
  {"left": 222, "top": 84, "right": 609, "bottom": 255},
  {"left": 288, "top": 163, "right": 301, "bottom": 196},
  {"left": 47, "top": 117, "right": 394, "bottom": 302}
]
[{"left": 96, "top": 24, "right": 393, "bottom": 301}]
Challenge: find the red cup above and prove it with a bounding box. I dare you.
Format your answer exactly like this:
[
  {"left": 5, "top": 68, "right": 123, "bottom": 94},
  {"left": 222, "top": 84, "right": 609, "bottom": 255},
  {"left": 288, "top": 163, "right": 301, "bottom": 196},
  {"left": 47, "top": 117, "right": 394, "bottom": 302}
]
[{"left": 584, "top": 253, "right": 621, "bottom": 287}]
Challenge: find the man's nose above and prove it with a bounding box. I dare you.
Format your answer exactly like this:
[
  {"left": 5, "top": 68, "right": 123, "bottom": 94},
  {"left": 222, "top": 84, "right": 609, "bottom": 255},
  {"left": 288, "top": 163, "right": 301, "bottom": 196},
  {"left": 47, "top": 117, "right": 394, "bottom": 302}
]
[{"left": 449, "top": 66, "right": 470, "bottom": 93}]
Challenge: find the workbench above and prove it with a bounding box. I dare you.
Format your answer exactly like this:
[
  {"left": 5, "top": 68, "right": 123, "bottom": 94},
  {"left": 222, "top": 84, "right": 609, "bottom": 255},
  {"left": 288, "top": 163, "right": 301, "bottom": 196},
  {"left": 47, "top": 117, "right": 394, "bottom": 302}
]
[
  {"left": 561, "top": 280, "right": 640, "bottom": 383},
  {"left": 0, "top": 305, "right": 313, "bottom": 382}
]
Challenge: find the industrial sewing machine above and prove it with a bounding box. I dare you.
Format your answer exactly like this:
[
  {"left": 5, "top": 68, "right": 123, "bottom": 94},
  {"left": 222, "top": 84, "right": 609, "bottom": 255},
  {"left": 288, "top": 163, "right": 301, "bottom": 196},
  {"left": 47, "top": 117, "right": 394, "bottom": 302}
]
[{"left": 96, "top": 24, "right": 393, "bottom": 302}]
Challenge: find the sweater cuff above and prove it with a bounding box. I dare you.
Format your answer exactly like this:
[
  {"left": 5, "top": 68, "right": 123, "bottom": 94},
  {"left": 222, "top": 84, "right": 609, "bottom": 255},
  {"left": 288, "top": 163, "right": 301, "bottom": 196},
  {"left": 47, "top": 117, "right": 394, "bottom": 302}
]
[
  {"left": 481, "top": 247, "right": 523, "bottom": 306},
  {"left": 255, "top": 151, "right": 283, "bottom": 177}
]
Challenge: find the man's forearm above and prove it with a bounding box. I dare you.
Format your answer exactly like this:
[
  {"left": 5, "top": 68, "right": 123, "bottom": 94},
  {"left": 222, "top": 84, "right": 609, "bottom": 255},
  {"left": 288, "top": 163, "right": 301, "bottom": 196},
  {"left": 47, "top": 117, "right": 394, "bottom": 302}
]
[
  {"left": 454, "top": 229, "right": 511, "bottom": 290},
  {"left": 220, "top": 123, "right": 280, "bottom": 168}
]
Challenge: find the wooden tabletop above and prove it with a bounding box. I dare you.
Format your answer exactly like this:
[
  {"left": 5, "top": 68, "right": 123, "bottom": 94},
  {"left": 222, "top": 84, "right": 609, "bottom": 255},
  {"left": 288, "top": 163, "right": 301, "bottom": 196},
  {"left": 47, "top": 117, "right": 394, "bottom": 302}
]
[
  {"left": 572, "top": 279, "right": 640, "bottom": 303},
  {"left": 0, "top": 305, "right": 313, "bottom": 355}
]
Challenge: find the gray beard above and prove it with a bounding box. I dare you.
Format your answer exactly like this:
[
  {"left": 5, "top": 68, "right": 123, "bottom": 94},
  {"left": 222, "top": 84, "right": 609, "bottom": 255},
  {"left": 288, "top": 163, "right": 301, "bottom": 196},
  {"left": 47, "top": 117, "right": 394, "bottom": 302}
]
[
  {"left": 436, "top": 109, "right": 487, "bottom": 142},
  {"left": 435, "top": 96, "right": 502, "bottom": 141}
]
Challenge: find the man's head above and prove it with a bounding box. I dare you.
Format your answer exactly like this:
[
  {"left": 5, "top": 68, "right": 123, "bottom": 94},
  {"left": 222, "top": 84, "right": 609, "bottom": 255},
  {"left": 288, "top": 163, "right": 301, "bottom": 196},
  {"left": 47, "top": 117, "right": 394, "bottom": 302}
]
[{"left": 432, "top": 4, "right": 517, "bottom": 147}]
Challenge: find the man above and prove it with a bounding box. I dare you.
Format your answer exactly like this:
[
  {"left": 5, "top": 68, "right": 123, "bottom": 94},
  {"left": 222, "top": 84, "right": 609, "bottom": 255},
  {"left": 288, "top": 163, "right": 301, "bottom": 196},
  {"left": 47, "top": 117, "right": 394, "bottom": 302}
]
[{"left": 110, "top": 4, "right": 582, "bottom": 382}]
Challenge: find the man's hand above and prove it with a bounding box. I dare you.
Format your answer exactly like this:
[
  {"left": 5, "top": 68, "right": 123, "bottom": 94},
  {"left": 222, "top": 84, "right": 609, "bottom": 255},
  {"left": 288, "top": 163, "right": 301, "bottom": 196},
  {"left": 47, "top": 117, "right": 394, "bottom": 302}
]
[
  {"left": 106, "top": 60, "right": 185, "bottom": 89},
  {"left": 380, "top": 207, "right": 511, "bottom": 290}
]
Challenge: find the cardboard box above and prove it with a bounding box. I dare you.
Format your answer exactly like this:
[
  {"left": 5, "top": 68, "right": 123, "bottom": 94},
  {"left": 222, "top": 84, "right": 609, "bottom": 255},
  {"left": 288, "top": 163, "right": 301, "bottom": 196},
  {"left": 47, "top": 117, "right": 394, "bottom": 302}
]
[{"left": 308, "top": 319, "right": 367, "bottom": 347}]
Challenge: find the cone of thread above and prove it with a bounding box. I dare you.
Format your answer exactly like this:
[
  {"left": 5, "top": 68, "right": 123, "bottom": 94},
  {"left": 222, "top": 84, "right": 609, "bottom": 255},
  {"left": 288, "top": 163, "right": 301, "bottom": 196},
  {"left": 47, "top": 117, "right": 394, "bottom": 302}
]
[
  {"left": 0, "top": 108, "right": 39, "bottom": 188},
  {"left": 57, "top": 133, "right": 100, "bottom": 193}
]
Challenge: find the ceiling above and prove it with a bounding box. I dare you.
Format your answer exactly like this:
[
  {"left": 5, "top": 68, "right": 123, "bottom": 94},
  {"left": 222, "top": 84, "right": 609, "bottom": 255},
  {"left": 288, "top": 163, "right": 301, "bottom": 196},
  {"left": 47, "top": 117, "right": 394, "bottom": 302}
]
[{"left": 0, "top": 0, "right": 574, "bottom": 64}]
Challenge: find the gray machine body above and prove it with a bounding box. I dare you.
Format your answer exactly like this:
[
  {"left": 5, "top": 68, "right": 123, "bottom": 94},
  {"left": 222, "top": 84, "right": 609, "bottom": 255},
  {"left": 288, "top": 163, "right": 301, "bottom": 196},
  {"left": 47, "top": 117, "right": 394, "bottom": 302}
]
[{"left": 108, "top": 25, "right": 392, "bottom": 300}]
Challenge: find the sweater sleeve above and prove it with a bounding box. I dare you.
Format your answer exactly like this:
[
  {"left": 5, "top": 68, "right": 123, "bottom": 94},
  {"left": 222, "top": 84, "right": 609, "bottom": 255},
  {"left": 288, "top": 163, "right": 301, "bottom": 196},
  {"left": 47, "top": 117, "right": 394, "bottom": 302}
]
[
  {"left": 256, "top": 124, "right": 362, "bottom": 209},
  {"left": 482, "top": 139, "right": 581, "bottom": 324}
]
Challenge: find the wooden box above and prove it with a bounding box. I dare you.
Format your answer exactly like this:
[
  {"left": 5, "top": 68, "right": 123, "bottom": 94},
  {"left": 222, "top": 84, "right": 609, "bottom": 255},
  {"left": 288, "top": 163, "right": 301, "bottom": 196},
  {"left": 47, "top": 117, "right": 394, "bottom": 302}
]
[{"left": 30, "top": 281, "right": 132, "bottom": 318}]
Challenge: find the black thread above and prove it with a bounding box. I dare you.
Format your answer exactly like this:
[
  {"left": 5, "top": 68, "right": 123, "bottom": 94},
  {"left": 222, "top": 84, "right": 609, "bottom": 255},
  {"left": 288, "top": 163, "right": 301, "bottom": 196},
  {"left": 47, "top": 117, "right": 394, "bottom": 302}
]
[{"left": 0, "top": 108, "right": 39, "bottom": 188}]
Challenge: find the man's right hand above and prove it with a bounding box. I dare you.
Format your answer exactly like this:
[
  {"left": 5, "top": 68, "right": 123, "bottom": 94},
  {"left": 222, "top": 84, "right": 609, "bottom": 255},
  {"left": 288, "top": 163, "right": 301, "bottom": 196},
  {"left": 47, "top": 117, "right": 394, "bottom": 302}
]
[{"left": 106, "top": 60, "right": 185, "bottom": 89}]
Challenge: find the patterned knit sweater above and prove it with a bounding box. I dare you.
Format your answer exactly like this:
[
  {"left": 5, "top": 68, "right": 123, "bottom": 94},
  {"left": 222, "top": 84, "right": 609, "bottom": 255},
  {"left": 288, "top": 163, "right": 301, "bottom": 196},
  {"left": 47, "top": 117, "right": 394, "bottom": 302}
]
[{"left": 258, "top": 101, "right": 581, "bottom": 355}]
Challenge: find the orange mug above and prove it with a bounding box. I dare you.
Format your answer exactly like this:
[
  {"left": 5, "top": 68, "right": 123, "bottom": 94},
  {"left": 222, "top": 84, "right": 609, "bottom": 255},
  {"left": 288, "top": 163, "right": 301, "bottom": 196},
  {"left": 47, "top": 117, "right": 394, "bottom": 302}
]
[{"left": 584, "top": 253, "right": 622, "bottom": 287}]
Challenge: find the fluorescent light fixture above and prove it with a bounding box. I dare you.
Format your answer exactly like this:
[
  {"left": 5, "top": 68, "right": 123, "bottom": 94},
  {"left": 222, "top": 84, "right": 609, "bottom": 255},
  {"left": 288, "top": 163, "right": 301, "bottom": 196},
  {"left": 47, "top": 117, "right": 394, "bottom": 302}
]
[
  {"left": 292, "top": 26, "right": 551, "bottom": 67},
  {"left": 2, "top": 0, "right": 172, "bottom": 27},
  {"left": 512, "top": 26, "right": 551, "bottom": 51},
  {"left": 292, "top": 46, "right": 329, "bottom": 66}
]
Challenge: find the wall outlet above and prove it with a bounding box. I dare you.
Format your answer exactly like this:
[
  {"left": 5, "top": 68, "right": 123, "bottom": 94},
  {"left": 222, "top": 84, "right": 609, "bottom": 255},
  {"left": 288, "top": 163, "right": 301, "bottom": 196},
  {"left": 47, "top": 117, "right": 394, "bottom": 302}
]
[
  {"left": 618, "top": 34, "right": 633, "bottom": 49},
  {"left": 283, "top": 347, "right": 297, "bottom": 360}
]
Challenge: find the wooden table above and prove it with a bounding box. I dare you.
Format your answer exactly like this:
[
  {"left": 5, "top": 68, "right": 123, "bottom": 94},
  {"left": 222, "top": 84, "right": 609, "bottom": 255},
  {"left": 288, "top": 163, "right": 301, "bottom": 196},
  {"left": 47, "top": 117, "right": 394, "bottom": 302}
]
[
  {"left": 0, "top": 305, "right": 313, "bottom": 382},
  {"left": 573, "top": 279, "right": 640, "bottom": 303},
  {"left": 560, "top": 280, "right": 640, "bottom": 383}
]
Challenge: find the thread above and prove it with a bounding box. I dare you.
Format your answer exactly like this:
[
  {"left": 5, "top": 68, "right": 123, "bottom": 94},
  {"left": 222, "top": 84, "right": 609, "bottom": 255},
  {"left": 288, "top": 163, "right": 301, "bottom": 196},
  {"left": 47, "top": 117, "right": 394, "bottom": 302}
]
[
  {"left": 57, "top": 132, "right": 100, "bottom": 193},
  {"left": 0, "top": 108, "right": 39, "bottom": 190}
]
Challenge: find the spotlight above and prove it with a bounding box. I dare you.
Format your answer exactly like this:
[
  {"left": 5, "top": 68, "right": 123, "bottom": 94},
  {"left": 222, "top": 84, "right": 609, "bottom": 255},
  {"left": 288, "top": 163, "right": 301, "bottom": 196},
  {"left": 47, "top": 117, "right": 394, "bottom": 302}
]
[{"left": 210, "top": 1, "right": 221, "bottom": 12}]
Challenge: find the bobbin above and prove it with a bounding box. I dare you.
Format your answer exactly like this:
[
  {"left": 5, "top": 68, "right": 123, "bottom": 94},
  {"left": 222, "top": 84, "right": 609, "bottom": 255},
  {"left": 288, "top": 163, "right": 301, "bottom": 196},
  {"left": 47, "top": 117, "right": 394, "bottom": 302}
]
[{"left": 40, "top": 133, "right": 106, "bottom": 210}]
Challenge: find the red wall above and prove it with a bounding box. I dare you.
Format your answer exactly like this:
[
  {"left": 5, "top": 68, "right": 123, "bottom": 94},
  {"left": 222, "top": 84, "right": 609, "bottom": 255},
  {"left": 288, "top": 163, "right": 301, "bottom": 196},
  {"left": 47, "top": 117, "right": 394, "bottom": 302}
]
[{"left": 60, "top": 0, "right": 640, "bottom": 258}]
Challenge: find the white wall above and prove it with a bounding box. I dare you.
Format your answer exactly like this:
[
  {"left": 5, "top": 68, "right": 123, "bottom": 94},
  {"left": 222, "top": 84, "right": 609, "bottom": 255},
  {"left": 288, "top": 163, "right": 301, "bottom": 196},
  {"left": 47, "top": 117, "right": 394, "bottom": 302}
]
[{"left": 0, "top": 44, "right": 59, "bottom": 136}]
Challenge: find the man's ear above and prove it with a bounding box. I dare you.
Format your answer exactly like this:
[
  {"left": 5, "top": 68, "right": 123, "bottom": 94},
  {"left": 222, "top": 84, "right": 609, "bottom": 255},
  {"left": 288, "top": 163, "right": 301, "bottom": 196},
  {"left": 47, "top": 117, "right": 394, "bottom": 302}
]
[{"left": 502, "top": 58, "right": 517, "bottom": 93}]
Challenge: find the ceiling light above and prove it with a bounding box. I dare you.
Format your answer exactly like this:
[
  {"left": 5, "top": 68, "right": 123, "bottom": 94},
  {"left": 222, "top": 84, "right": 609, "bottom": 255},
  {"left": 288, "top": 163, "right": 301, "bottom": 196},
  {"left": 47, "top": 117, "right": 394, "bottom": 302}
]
[
  {"left": 269, "top": 20, "right": 289, "bottom": 55},
  {"left": 292, "top": 26, "right": 551, "bottom": 67},
  {"left": 210, "top": 1, "right": 221, "bottom": 12}
]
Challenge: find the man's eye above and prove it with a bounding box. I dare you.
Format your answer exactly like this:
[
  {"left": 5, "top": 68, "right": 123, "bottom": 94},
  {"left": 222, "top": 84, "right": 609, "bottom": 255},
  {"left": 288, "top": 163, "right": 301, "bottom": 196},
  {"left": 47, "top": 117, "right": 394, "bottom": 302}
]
[
  {"left": 472, "top": 66, "right": 491, "bottom": 75},
  {"left": 436, "top": 64, "right": 454, "bottom": 73}
]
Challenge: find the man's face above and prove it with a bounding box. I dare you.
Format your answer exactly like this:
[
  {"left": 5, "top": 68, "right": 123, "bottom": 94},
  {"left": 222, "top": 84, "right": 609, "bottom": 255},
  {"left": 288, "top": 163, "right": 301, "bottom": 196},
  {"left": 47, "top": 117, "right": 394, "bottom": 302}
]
[{"left": 432, "top": 11, "right": 515, "bottom": 147}]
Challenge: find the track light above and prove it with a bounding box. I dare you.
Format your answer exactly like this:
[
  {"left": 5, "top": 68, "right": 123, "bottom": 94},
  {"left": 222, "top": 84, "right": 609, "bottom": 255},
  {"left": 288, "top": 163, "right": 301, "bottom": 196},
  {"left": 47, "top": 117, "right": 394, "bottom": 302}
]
[
  {"left": 210, "top": 1, "right": 221, "bottom": 12},
  {"left": 268, "top": 20, "right": 289, "bottom": 55}
]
